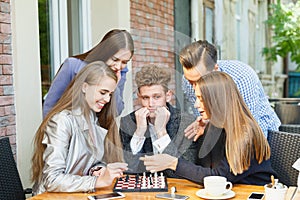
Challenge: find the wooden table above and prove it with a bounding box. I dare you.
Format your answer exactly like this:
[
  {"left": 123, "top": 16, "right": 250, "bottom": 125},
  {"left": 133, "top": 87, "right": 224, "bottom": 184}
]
[{"left": 28, "top": 178, "right": 267, "bottom": 199}]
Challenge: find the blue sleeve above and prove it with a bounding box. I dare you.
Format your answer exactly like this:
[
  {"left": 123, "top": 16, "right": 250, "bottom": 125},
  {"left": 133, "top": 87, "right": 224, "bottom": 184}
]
[
  {"left": 43, "top": 58, "right": 85, "bottom": 118},
  {"left": 182, "top": 77, "right": 200, "bottom": 116},
  {"left": 115, "top": 67, "right": 128, "bottom": 115}
]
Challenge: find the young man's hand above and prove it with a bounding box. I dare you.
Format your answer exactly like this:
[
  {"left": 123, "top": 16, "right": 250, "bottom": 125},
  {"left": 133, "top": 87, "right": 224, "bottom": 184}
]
[
  {"left": 154, "top": 106, "right": 170, "bottom": 138},
  {"left": 134, "top": 107, "right": 150, "bottom": 136}
]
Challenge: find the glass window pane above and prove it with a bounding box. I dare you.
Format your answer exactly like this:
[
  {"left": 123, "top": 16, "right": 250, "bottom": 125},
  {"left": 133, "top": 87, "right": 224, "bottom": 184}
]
[
  {"left": 38, "top": 0, "right": 51, "bottom": 99},
  {"left": 205, "top": 7, "right": 214, "bottom": 44}
]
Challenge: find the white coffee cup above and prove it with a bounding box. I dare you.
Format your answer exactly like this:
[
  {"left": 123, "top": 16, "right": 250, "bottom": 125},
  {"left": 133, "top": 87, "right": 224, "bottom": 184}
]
[
  {"left": 264, "top": 184, "right": 287, "bottom": 200},
  {"left": 203, "top": 176, "right": 233, "bottom": 196}
]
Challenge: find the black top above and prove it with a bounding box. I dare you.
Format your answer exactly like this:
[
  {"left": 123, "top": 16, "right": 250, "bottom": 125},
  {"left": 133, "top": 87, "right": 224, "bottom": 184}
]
[{"left": 175, "top": 124, "right": 276, "bottom": 185}]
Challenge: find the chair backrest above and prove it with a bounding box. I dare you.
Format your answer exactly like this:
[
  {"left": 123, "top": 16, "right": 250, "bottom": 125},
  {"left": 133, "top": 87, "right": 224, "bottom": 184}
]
[
  {"left": 267, "top": 130, "right": 300, "bottom": 186},
  {"left": 0, "top": 137, "right": 25, "bottom": 200},
  {"left": 274, "top": 103, "right": 300, "bottom": 124},
  {"left": 279, "top": 124, "right": 300, "bottom": 134}
]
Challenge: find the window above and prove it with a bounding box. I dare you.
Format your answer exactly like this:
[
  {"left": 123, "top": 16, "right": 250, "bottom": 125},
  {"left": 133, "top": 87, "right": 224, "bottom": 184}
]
[
  {"left": 236, "top": 0, "right": 241, "bottom": 60},
  {"left": 38, "top": 0, "right": 91, "bottom": 100},
  {"left": 203, "top": 0, "right": 215, "bottom": 44}
]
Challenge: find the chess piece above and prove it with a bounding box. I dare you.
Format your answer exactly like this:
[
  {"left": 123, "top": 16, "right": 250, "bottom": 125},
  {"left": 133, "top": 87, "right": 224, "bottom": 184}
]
[
  {"left": 171, "top": 186, "right": 177, "bottom": 194},
  {"left": 170, "top": 186, "right": 177, "bottom": 198},
  {"left": 141, "top": 175, "right": 147, "bottom": 188},
  {"left": 154, "top": 172, "right": 158, "bottom": 179},
  {"left": 135, "top": 174, "right": 139, "bottom": 183},
  {"left": 125, "top": 174, "right": 129, "bottom": 182},
  {"left": 147, "top": 177, "right": 151, "bottom": 188},
  {"left": 160, "top": 173, "right": 165, "bottom": 188}
]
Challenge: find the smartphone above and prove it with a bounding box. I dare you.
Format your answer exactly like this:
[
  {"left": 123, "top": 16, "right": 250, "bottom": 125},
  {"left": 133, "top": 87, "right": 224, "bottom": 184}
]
[
  {"left": 87, "top": 192, "right": 125, "bottom": 200},
  {"left": 247, "top": 192, "right": 264, "bottom": 200},
  {"left": 155, "top": 193, "right": 189, "bottom": 200}
]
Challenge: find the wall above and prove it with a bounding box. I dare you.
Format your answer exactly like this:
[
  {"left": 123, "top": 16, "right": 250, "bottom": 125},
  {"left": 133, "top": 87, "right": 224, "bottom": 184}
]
[
  {"left": 90, "top": 0, "right": 133, "bottom": 117},
  {"left": 130, "top": 0, "right": 175, "bottom": 110},
  {"left": 11, "top": 0, "right": 42, "bottom": 188},
  {"left": 0, "top": 0, "right": 16, "bottom": 153}
]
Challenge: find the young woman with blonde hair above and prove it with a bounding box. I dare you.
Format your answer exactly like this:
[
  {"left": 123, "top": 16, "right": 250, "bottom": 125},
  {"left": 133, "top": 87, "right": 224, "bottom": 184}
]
[
  {"left": 32, "top": 61, "right": 127, "bottom": 195},
  {"left": 142, "top": 71, "right": 275, "bottom": 185}
]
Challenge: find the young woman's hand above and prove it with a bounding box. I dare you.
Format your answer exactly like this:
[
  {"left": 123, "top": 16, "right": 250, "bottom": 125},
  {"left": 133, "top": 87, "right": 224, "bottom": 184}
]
[
  {"left": 95, "top": 162, "right": 128, "bottom": 188},
  {"left": 115, "top": 70, "right": 121, "bottom": 83},
  {"left": 184, "top": 116, "right": 209, "bottom": 141},
  {"left": 140, "top": 154, "right": 178, "bottom": 172}
]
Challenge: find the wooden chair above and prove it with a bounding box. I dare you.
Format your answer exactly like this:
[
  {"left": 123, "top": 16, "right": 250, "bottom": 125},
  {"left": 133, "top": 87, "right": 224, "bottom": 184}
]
[
  {"left": 279, "top": 124, "right": 300, "bottom": 134},
  {"left": 267, "top": 130, "right": 300, "bottom": 186},
  {"left": 0, "top": 137, "right": 32, "bottom": 200}
]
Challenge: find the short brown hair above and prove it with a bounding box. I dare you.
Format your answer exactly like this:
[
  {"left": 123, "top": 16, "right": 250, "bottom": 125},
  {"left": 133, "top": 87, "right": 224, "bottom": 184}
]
[
  {"left": 179, "top": 40, "right": 217, "bottom": 71},
  {"left": 135, "top": 64, "right": 171, "bottom": 93}
]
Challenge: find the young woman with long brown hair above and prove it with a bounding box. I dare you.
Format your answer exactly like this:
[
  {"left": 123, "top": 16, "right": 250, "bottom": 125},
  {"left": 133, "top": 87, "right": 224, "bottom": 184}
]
[{"left": 43, "top": 29, "right": 134, "bottom": 117}]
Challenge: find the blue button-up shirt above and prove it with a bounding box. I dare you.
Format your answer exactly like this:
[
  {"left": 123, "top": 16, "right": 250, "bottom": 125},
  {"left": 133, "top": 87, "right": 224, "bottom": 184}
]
[{"left": 182, "top": 60, "right": 281, "bottom": 137}]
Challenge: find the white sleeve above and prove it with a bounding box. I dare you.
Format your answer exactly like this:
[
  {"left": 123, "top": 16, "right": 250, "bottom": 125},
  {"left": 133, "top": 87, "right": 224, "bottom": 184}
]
[
  {"left": 152, "top": 134, "right": 171, "bottom": 154},
  {"left": 130, "top": 134, "right": 146, "bottom": 155}
]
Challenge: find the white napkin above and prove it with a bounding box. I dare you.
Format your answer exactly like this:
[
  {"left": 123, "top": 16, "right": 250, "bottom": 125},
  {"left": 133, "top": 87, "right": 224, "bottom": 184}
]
[
  {"left": 293, "top": 158, "right": 300, "bottom": 171},
  {"left": 292, "top": 158, "right": 300, "bottom": 191}
]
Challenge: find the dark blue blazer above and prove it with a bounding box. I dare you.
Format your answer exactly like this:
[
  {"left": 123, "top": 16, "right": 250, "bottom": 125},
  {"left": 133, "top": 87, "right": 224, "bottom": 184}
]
[
  {"left": 119, "top": 103, "right": 199, "bottom": 177},
  {"left": 175, "top": 124, "right": 276, "bottom": 186}
]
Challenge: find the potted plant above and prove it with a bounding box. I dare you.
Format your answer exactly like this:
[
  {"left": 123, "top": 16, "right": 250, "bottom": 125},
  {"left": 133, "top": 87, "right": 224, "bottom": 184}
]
[
  {"left": 262, "top": 0, "right": 300, "bottom": 124},
  {"left": 262, "top": 0, "right": 300, "bottom": 97}
]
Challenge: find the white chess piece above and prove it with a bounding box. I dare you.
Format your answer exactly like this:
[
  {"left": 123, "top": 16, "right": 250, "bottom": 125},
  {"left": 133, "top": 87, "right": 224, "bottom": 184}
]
[
  {"left": 170, "top": 186, "right": 176, "bottom": 198},
  {"left": 160, "top": 177, "right": 165, "bottom": 188},
  {"left": 171, "top": 186, "right": 176, "bottom": 194},
  {"left": 141, "top": 177, "right": 146, "bottom": 188}
]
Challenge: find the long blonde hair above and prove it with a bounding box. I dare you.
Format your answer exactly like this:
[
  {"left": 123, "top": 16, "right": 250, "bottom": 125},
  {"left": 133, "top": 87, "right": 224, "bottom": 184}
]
[
  {"left": 197, "top": 71, "right": 270, "bottom": 175},
  {"left": 31, "top": 61, "right": 123, "bottom": 183}
]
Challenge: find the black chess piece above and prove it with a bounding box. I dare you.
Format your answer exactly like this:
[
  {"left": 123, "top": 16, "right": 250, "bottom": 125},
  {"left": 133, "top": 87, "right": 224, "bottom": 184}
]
[
  {"left": 125, "top": 174, "right": 129, "bottom": 182},
  {"left": 135, "top": 174, "right": 139, "bottom": 183}
]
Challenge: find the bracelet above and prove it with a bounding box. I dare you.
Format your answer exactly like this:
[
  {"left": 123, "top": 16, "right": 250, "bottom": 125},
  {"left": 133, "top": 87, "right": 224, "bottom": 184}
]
[{"left": 89, "top": 166, "right": 103, "bottom": 176}]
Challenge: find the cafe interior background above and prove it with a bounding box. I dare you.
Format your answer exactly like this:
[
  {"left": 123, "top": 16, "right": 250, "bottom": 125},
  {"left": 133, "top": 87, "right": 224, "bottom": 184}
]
[{"left": 0, "top": 0, "right": 299, "bottom": 190}]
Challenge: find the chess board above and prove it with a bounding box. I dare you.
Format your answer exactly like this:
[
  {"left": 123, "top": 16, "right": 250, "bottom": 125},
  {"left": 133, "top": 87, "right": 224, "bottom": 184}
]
[{"left": 113, "top": 172, "right": 168, "bottom": 192}]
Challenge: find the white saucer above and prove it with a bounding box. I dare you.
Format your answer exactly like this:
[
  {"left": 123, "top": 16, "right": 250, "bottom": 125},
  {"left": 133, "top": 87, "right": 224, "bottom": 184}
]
[{"left": 196, "top": 189, "right": 235, "bottom": 199}]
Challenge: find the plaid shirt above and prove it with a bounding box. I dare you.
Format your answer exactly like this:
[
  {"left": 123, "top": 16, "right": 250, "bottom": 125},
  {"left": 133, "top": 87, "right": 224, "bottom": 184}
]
[{"left": 182, "top": 60, "right": 281, "bottom": 137}]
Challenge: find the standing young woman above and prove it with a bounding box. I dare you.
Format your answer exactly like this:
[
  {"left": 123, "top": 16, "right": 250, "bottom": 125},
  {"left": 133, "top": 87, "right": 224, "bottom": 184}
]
[
  {"left": 43, "top": 29, "right": 134, "bottom": 117},
  {"left": 32, "top": 61, "right": 128, "bottom": 195},
  {"left": 141, "top": 71, "right": 275, "bottom": 185}
]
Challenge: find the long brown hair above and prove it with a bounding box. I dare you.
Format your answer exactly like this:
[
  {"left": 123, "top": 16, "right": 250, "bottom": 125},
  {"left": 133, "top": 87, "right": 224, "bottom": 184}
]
[
  {"left": 197, "top": 71, "right": 270, "bottom": 175},
  {"left": 32, "top": 61, "right": 123, "bottom": 183},
  {"left": 75, "top": 29, "right": 134, "bottom": 63},
  {"left": 54, "top": 29, "right": 134, "bottom": 81}
]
